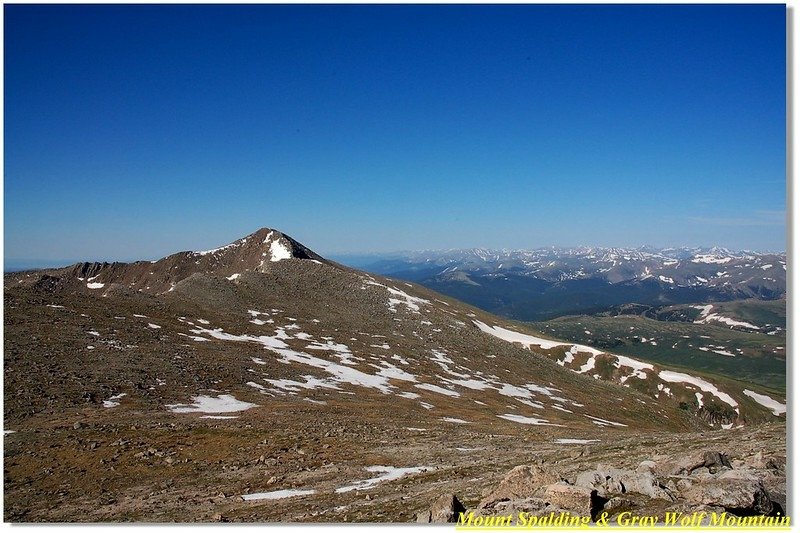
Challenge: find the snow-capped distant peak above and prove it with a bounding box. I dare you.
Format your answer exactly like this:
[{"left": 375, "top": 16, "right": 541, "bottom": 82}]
[{"left": 691, "top": 254, "right": 732, "bottom": 264}]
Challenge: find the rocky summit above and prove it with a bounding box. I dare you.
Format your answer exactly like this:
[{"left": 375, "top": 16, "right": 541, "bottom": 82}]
[{"left": 4, "top": 228, "right": 786, "bottom": 522}]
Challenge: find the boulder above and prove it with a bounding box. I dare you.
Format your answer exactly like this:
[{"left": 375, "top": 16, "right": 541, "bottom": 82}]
[
  {"left": 670, "top": 451, "right": 731, "bottom": 476},
  {"left": 717, "top": 469, "right": 760, "bottom": 481},
  {"left": 432, "top": 494, "right": 466, "bottom": 523},
  {"left": 479, "top": 464, "right": 561, "bottom": 509},
  {"left": 415, "top": 494, "right": 466, "bottom": 523},
  {"left": 766, "top": 456, "right": 786, "bottom": 472},
  {"left": 744, "top": 452, "right": 785, "bottom": 472},
  {"left": 683, "top": 476, "right": 773, "bottom": 515},
  {"left": 636, "top": 460, "right": 657, "bottom": 473},
  {"left": 693, "top": 470, "right": 715, "bottom": 482},
  {"left": 759, "top": 472, "right": 786, "bottom": 513},
  {"left": 543, "top": 483, "right": 593, "bottom": 515},
  {"left": 601, "top": 496, "right": 639, "bottom": 517},
  {"left": 575, "top": 466, "right": 674, "bottom": 501},
  {"left": 675, "top": 478, "right": 694, "bottom": 493},
  {"left": 486, "top": 497, "right": 550, "bottom": 516}
]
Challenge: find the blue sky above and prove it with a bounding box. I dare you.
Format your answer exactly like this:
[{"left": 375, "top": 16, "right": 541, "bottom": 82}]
[{"left": 5, "top": 4, "right": 786, "bottom": 266}]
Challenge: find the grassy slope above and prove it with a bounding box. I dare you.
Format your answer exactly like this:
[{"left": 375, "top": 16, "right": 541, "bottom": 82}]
[
  {"left": 695, "top": 299, "right": 785, "bottom": 328},
  {"left": 531, "top": 313, "right": 786, "bottom": 393}
]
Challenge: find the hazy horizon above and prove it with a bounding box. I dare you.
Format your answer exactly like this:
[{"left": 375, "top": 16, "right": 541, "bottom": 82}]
[{"left": 5, "top": 234, "right": 787, "bottom": 273}]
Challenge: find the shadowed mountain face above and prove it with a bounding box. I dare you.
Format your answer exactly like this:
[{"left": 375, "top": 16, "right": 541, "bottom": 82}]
[
  {"left": 353, "top": 248, "right": 786, "bottom": 321},
  {"left": 4, "top": 229, "right": 785, "bottom": 522}
]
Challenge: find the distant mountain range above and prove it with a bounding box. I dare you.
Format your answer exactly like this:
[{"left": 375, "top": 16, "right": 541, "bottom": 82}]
[{"left": 351, "top": 247, "right": 786, "bottom": 321}]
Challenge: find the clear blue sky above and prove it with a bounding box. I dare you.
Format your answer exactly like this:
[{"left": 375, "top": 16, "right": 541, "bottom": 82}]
[{"left": 5, "top": 4, "right": 786, "bottom": 267}]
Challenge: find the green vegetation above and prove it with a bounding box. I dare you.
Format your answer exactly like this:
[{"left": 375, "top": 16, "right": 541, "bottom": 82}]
[
  {"left": 698, "top": 299, "right": 785, "bottom": 329},
  {"left": 532, "top": 310, "right": 786, "bottom": 392}
]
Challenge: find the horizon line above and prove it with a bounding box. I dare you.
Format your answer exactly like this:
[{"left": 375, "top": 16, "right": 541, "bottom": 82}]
[{"left": 5, "top": 243, "right": 788, "bottom": 273}]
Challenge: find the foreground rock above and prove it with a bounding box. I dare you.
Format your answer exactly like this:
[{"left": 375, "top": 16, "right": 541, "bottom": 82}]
[
  {"left": 478, "top": 464, "right": 562, "bottom": 509},
  {"left": 575, "top": 465, "right": 675, "bottom": 501},
  {"left": 415, "top": 494, "right": 466, "bottom": 523},
  {"left": 683, "top": 471, "right": 773, "bottom": 515},
  {"left": 667, "top": 450, "right": 732, "bottom": 476},
  {"left": 429, "top": 446, "right": 785, "bottom": 525}
]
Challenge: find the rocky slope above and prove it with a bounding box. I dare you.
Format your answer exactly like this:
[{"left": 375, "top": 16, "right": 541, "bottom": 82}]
[
  {"left": 4, "top": 228, "right": 786, "bottom": 522},
  {"left": 417, "top": 423, "right": 786, "bottom": 526}
]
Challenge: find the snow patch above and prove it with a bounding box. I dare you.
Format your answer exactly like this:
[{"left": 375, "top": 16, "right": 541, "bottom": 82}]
[
  {"left": 497, "top": 414, "right": 556, "bottom": 426},
  {"left": 242, "top": 489, "right": 315, "bottom": 501},
  {"left": 658, "top": 371, "right": 738, "bottom": 410},
  {"left": 474, "top": 320, "right": 603, "bottom": 355},
  {"left": 103, "top": 393, "right": 127, "bottom": 408},
  {"left": 578, "top": 356, "right": 597, "bottom": 374},
  {"left": 335, "top": 466, "right": 432, "bottom": 493},
  {"left": 373, "top": 362, "right": 417, "bottom": 382},
  {"left": 269, "top": 239, "right": 293, "bottom": 262},
  {"left": 415, "top": 383, "right": 460, "bottom": 397},
  {"left": 584, "top": 415, "right": 627, "bottom": 427},
  {"left": 265, "top": 376, "right": 340, "bottom": 392},
  {"left": 191, "top": 326, "right": 397, "bottom": 394},
  {"left": 166, "top": 394, "right": 257, "bottom": 414},
  {"left": 743, "top": 389, "right": 786, "bottom": 416},
  {"left": 692, "top": 305, "right": 758, "bottom": 330},
  {"left": 691, "top": 255, "right": 732, "bottom": 264},
  {"left": 195, "top": 240, "right": 242, "bottom": 256},
  {"left": 363, "top": 279, "right": 430, "bottom": 313}
]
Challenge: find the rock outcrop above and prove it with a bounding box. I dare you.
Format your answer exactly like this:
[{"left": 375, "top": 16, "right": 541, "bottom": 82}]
[
  {"left": 428, "top": 447, "right": 785, "bottom": 525},
  {"left": 415, "top": 494, "right": 466, "bottom": 523}
]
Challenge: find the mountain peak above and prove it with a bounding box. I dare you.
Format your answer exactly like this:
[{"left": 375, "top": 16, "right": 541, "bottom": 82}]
[
  {"left": 153, "top": 227, "right": 330, "bottom": 289},
  {"left": 190, "top": 227, "right": 313, "bottom": 263},
  {"left": 180, "top": 227, "right": 322, "bottom": 263},
  {"left": 23, "top": 227, "right": 330, "bottom": 295}
]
